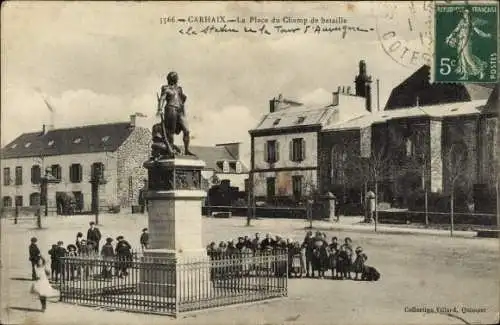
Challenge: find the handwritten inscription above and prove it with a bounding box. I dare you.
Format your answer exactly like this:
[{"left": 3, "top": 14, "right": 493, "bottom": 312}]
[
  {"left": 160, "top": 15, "right": 374, "bottom": 38},
  {"left": 178, "top": 24, "right": 374, "bottom": 38}
]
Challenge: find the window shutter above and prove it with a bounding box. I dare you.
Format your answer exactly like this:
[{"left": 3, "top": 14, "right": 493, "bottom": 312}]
[
  {"left": 275, "top": 140, "right": 280, "bottom": 162},
  {"left": 301, "top": 139, "right": 306, "bottom": 161},
  {"left": 264, "top": 142, "right": 268, "bottom": 162},
  {"left": 289, "top": 140, "right": 293, "bottom": 162}
]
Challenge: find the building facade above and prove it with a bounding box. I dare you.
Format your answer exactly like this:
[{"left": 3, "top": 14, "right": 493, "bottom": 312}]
[{"left": 1, "top": 115, "right": 150, "bottom": 213}]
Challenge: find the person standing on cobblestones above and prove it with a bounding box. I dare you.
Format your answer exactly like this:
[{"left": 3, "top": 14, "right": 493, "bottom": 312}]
[
  {"left": 28, "top": 237, "right": 41, "bottom": 280},
  {"left": 87, "top": 222, "right": 102, "bottom": 253}
]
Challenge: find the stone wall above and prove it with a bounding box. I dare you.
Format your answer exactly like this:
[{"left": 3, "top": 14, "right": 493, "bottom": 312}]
[{"left": 116, "top": 126, "right": 151, "bottom": 207}]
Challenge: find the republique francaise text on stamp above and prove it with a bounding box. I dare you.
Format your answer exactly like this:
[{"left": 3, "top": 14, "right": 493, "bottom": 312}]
[{"left": 433, "top": 2, "right": 498, "bottom": 83}]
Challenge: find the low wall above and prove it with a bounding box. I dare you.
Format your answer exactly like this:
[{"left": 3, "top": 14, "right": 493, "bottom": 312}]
[{"left": 378, "top": 210, "right": 498, "bottom": 226}]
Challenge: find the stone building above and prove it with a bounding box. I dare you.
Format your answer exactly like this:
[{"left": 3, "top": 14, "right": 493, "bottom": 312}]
[
  {"left": 319, "top": 65, "right": 497, "bottom": 213},
  {"left": 190, "top": 142, "right": 248, "bottom": 191},
  {"left": 0, "top": 115, "right": 150, "bottom": 213}
]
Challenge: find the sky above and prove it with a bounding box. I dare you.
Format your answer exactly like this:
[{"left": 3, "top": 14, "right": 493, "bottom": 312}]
[{"left": 1, "top": 1, "right": 434, "bottom": 166}]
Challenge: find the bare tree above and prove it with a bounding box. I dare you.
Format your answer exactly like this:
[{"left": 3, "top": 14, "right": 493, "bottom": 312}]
[{"left": 444, "top": 142, "right": 470, "bottom": 237}]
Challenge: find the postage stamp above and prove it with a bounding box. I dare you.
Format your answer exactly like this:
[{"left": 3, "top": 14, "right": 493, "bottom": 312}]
[{"left": 433, "top": 2, "right": 498, "bottom": 83}]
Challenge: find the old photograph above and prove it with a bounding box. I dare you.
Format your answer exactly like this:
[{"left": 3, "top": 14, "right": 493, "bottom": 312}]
[{"left": 1, "top": 1, "right": 498, "bottom": 325}]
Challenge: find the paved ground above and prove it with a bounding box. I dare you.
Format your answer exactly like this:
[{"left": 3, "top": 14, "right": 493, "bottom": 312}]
[{"left": 1, "top": 214, "right": 499, "bottom": 325}]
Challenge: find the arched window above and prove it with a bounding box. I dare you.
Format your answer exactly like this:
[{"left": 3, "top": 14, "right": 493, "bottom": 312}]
[
  {"left": 2, "top": 196, "right": 12, "bottom": 208},
  {"left": 31, "top": 165, "right": 41, "bottom": 184},
  {"left": 330, "top": 145, "right": 346, "bottom": 184},
  {"left": 29, "top": 192, "right": 41, "bottom": 206}
]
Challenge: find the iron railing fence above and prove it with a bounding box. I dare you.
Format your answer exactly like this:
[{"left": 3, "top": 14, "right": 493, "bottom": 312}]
[{"left": 57, "top": 250, "right": 288, "bottom": 316}]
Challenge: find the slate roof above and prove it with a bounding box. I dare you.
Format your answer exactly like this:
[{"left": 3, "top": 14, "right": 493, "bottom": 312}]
[
  {"left": 385, "top": 65, "right": 494, "bottom": 110},
  {"left": 252, "top": 105, "right": 336, "bottom": 131},
  {"left": 190, "top": 145, "right": 248, "bottom": 173},
  {"left": 324, "top": 99, "right": 488, "bottom": 131},
  {"left": 1, "top": 122, "right": 135, "bottom": 159}
]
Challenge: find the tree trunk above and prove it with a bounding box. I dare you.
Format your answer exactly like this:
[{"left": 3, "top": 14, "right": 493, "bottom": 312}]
[
  {"left": 425, "top": 190, "right": 429, "bottom": 226},
  {"left": 374, "top": 181, "right": 379, "bottom": 232},
  {"left": 450, "top": 191, "right": 454, "bottom": 237}
]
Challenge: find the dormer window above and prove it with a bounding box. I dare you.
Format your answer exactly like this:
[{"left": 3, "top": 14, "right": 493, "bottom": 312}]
[
  {"left": 101, "top": 136, "right": 110, "bottom": 143},
  {"left": 73, "top": 137, "right": 82, "bottom": 144},
  {"left": 273, "top": 119, "right": 281, "bottom": 126},
  {"left": 10, "top": 144, "right": 17, "bottom": 149},
  {"left": 48, "top": 140, "right": 54, "bottom": 147},
  {"left": 296, "top": 116, "right": 305, "bottom": 124},
  {"left": 222, "top": 161, "right": 230, "bottom": 173},
  {"left": 24, "top": 142, "right": 31, "bottom": 148}
]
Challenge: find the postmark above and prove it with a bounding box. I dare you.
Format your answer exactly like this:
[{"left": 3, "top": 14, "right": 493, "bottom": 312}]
[
  {"left": 433, "top": 2, "right": 498, "bottom": 83},
  {"left": 376, "top": 1, "right": 434, "bottom": 69}
]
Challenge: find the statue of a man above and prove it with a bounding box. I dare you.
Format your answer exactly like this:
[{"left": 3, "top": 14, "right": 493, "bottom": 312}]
[{"left": 157, "top": 71, "right": 194, "bottom": 156}]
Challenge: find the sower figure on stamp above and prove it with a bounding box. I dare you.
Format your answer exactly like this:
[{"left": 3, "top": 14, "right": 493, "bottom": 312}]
[{"left": 152, "top": 71, "right": 194, "bottom": 158}]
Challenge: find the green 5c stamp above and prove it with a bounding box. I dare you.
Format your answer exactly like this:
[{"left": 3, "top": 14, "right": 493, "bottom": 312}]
[{"left": 434, "top": 3, "right": 498, "bottom": 83}]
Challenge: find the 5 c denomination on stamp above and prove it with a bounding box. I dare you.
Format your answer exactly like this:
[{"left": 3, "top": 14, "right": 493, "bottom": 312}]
[{"left": 433, "top": 3, "right": 498, "bottom": 83}]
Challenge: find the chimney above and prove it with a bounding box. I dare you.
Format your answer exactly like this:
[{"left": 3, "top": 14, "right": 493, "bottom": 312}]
[
  {"left": 365, "top": 79, "right": 372, "bottom": 112},
  {"left": 269, "top": 99, "right": 276, "bottom": 113},
  {"left": 355, "top": 59, "right": 370, "bottom": 97},
  {"left": 129, "top": 114, "right": 136, "bottom": 128},
  {"left": 332, "top": 91, "right": 339, "bottom": 106},
  {"left": 216, "top": 142, "right": 240, "bottom": 160}
]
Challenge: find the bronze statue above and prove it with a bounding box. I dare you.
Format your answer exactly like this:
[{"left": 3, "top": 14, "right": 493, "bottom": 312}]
[{"left": 151, "top": 71, "right": 194, "bottom": 158}]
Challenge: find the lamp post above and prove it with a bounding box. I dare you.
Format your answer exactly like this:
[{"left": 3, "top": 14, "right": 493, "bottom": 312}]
[
  {"left": 38, "top": 168, "right": 58, "bottom": 228},
  {"left": 90, "top": 164, "right": 106, "bottom": 225}
]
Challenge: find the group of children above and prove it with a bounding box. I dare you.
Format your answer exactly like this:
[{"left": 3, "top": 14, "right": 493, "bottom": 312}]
[{"left": 205, "top": 231, "right": 380, "bottom": 281}]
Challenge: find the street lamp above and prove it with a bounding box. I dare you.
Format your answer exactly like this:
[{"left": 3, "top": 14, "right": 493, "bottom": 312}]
[{"left": 38, "top": 168, "right": 58, "bottom": 228}]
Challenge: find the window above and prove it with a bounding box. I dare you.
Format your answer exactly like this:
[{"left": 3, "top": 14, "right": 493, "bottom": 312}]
[
  {"left": 222, "top": 161, "right": 229, "bottom": 173},
  {"left": 3, "top": 168, "right": 10, "bottom": 186},
  {"left": 50, "top": 164, "right": 62, "bottom": 181},
  {"left": 73, "top": 137, "right": 82, "bottom": 144},
  {"left": 2, "top": 196, "right": 12, "bottom": 208},
  {"left": 292, "top": 175, "right": 303, "bottom": 201},
  {"left": 235, "top": 161, "right": 242, "bottom": 173},
  {"left": 24, "top": 142, "right": 31, "bottom": 148},
  {"left": 330, "top": 146, "right": 347, "bottom": 184},
  {"left": 48, "top": 140, "right": 55, "bottom": 147},
  {"left": 101, "top": 136, "right": 110, "bottom": 143},
  {"left": 10, "top": 144, "right": 17, "bottom": 149},
  {"left": 264, "top": 140, "right": 279, "bottom": 163},
  {"left": 296, "top": 116, "right": 305, "bottom": 124},
  {"left": 31, "top": 165, "right": 41, "bottom": 184},
  {"left": 15, "top": 195, "right": 23, "bottom": 207},
  {"left": 266, "top": 177, "right": 276, "bottom": 199},
  {"left": 405, "top": 138, "right": 414, "bottom": 157},
  {"left": 69, "top": 164, "right": 83, "bottom": 183},
  {"left": 272, "top": 119, "right": 281, "bottom": 126},
  {"left": 290, "top": 138, "right": 306, "bottom": 162},
  {"left": 91, "top": 162, "right": 105, "bottom": 180},
  {"left": 73, "top": 191, "right": 84, "bottom": 212},
  {"left": 15, "top": 166, "right": 22, "bottom": 185},
  {"left": 29, "top": 193, "right": 41, "bottom": 206}
]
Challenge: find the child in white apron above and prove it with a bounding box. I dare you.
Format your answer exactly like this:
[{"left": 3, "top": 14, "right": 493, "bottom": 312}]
[{"left": 30, "top": 257, "right": 60, "bottom": 311}]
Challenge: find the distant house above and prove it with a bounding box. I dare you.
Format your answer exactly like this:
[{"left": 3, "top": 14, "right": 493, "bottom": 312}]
[
  {"left": 190, "top": 143, "right": 249, "bottom": 192},
  {"left": 249, "top": 60, "right": 374, "bottom": 205},
  {"left": 0, "top": 115, "right": 150, "bottom": 214}
]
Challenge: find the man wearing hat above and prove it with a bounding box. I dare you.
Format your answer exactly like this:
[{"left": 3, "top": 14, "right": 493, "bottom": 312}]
[
  {"left": 87, "top": 221, "right": 102, "bottom": 253},
  {"left": 28, "top": 237, "right": 41, "bottom": 280},
  {"left": 100, "top": 238, "right": 115, "bottom": 279},
  {"left": 115, "top": 236, "right": 132, "bottom": 277},
  {"left": 54, "top": 241, "right": 67, "bottom": 281},
  {"left": 140, "top": 228, "right": 149, "bottom": 251}
]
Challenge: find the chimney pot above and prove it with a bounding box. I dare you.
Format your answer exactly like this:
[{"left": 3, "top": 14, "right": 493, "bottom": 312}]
[
  {"left": 332, "top": 92, "right": 339, "bottom": 106},
  {"left": 129, "top": 114, "right": 136, "bottom": 127}
]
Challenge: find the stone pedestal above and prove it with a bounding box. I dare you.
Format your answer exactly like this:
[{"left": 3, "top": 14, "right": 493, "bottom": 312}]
[{"left": 138, "top": 157, "right": 211, "bottom": 299}]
